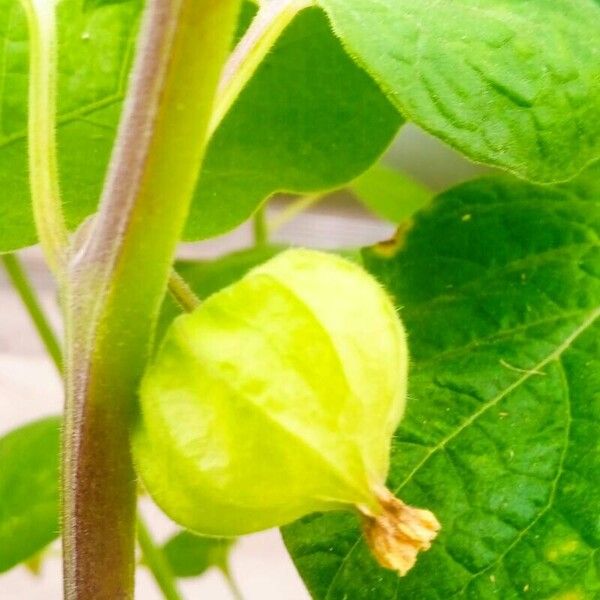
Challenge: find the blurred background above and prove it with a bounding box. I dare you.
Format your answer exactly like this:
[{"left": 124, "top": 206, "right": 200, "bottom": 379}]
[{"left": 0, "top": 125, "right": 486, "bottom": 599}]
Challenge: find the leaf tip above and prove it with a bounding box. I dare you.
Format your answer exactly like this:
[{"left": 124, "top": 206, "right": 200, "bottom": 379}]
[{"left": 360, "top": 487, "right": 440, "bottom": 577}]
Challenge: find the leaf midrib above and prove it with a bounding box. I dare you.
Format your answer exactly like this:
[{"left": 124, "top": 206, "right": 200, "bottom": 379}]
[{"left": 398, "top": 305, "right": 599, "bottom": 513}]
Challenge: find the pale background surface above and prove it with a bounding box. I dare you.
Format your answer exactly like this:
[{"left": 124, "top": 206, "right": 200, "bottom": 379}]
[{"left": 0, "top": 125, "right": 481, "bottom": 598}]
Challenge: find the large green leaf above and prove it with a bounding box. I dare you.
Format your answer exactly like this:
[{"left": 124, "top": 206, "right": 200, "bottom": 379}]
[
  {"left": 284, "top": 165, "right": 600, "bottom": 598},
  {"left": 0, "top": 2, "right": 400, "bottom": 252},
  {"left": 184, "top": 6, "right": 401, "bottom": 240},
  {"left": 318, "top": 0, "right": 600, "bottom": 183},
  {"left": 0, "top": 417, "right": 60, "bottom": 573},
  {"left": 0, "top": 0, "right": 140, "bottom": 254},
  {"left": 4, "top": 0, "right": 599, "bottom": 251}
]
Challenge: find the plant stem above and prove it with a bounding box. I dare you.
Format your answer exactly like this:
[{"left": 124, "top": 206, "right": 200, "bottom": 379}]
[
  {"left": 209, "top": 0, "right": 311, "bottom": 136},
  {"left": 253, "top": 206, "right": 268, "bottom": 247},
  {"left": 2, "top": 253, "right": 182, "bottom": 600},
  {"left": 1, "top": 254, "right": 62, "bottom": 372},
  {"left": 62, "top": 1, "right": 241, "bottom": 598},
  {"left": 168, "top": 270, "right": 201, "bottom": 313},
  {"left": 268, "top": 193, "right": 323, "bottom": 234},
  {"left": 137, "top": 517, "right": 183, "bottom": 600},
  {"left": 19, "top": 0, "right": 68, "bottom": 276}
]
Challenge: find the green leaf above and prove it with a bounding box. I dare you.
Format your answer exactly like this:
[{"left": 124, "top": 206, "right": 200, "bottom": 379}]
[
  {"left": 1, "top": 2, "right": 400, "bottom": 251},
  {"left": 0, "top": 417, "right": 60, "bottom": 573},
  {"left": 162, "top": 531, "right": 234, "bottom": 578},
  {"left": 233, "top": 0, "right": 259, "bottom": 45},
  {"left": 348, "top": 164, "right": 432, "bottom": 223},
  {"left": 184, "top": 5, "right": 402, "bottom": 240},
  {"left": 0, "top": 0, "right": 140, "bottom": 254},
  {"left": 317, "top": 0, "right": 600, "bottom": 182},
  {"left": 284, "top": 164, "right": 600, "bottom": 598}
]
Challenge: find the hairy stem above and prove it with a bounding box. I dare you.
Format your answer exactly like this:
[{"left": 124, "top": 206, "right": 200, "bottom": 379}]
[
  {"left": 168, "top": 270, "right": 201, "bottom": 313},
  {"left": 1, "top": 254, "right": 62, "bottom": 371},
  {"left": 209, "top": 0, "right": 311, "bottom": 136},
  {"left": 2, "top": 252, "right": 181, "bottom": 600},
  {"left": 63, "top": 1, "right": 241, "bottom": 597},
  {"left": 19, "top": 0, "right": 68, "bottom": 276},
  {"left": 137, "top": 518, "right": 183, "bottom": 600}
]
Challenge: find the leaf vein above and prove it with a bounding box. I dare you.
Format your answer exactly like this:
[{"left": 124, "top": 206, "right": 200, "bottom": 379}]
[
  {"left": 450, "top": 358, "right": 573, "bottom": 597},
  {"left": 323, "top": 306, "right": 600, "bottom": 597}
]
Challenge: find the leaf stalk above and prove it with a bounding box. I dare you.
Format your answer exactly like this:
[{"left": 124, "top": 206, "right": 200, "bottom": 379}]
[
  {"left": 209, "top": 0, "right": 312, "bottom": 136},
  {"left": 19, "top": 0, "right": 68, "bottom": 276},
  {"left": 137, "top": 518, "right": 184, "bottom": 600},
  {"left": 168, "top": 270, "right": 201, "bottom": 313},
  {"left": 1, "top": 253, "right": 62, "bottom": 372}
]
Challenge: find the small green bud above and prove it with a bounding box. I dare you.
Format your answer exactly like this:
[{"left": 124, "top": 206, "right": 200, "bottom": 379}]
[{"left": 133, "top": 249, "right": 439, "bottom": 575}]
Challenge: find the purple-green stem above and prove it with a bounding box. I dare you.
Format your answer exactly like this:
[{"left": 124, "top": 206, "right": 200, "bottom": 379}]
[
  {"left": 1, "top": 252, "right": 183, "bottom": 599},
  {"left": 19, "top": 0, "right": 311, "bottom": 596},
  {"left": 61, "top": 1, "right": 240, "bottom": 597}
]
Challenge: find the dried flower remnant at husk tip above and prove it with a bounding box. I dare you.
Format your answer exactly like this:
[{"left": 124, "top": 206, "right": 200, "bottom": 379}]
[
  {"left": 133, "top": 248, "right": 440, "bottom": 576},
  {"left": 360, "top": 486, "right": 440, "bottom": 576}
]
